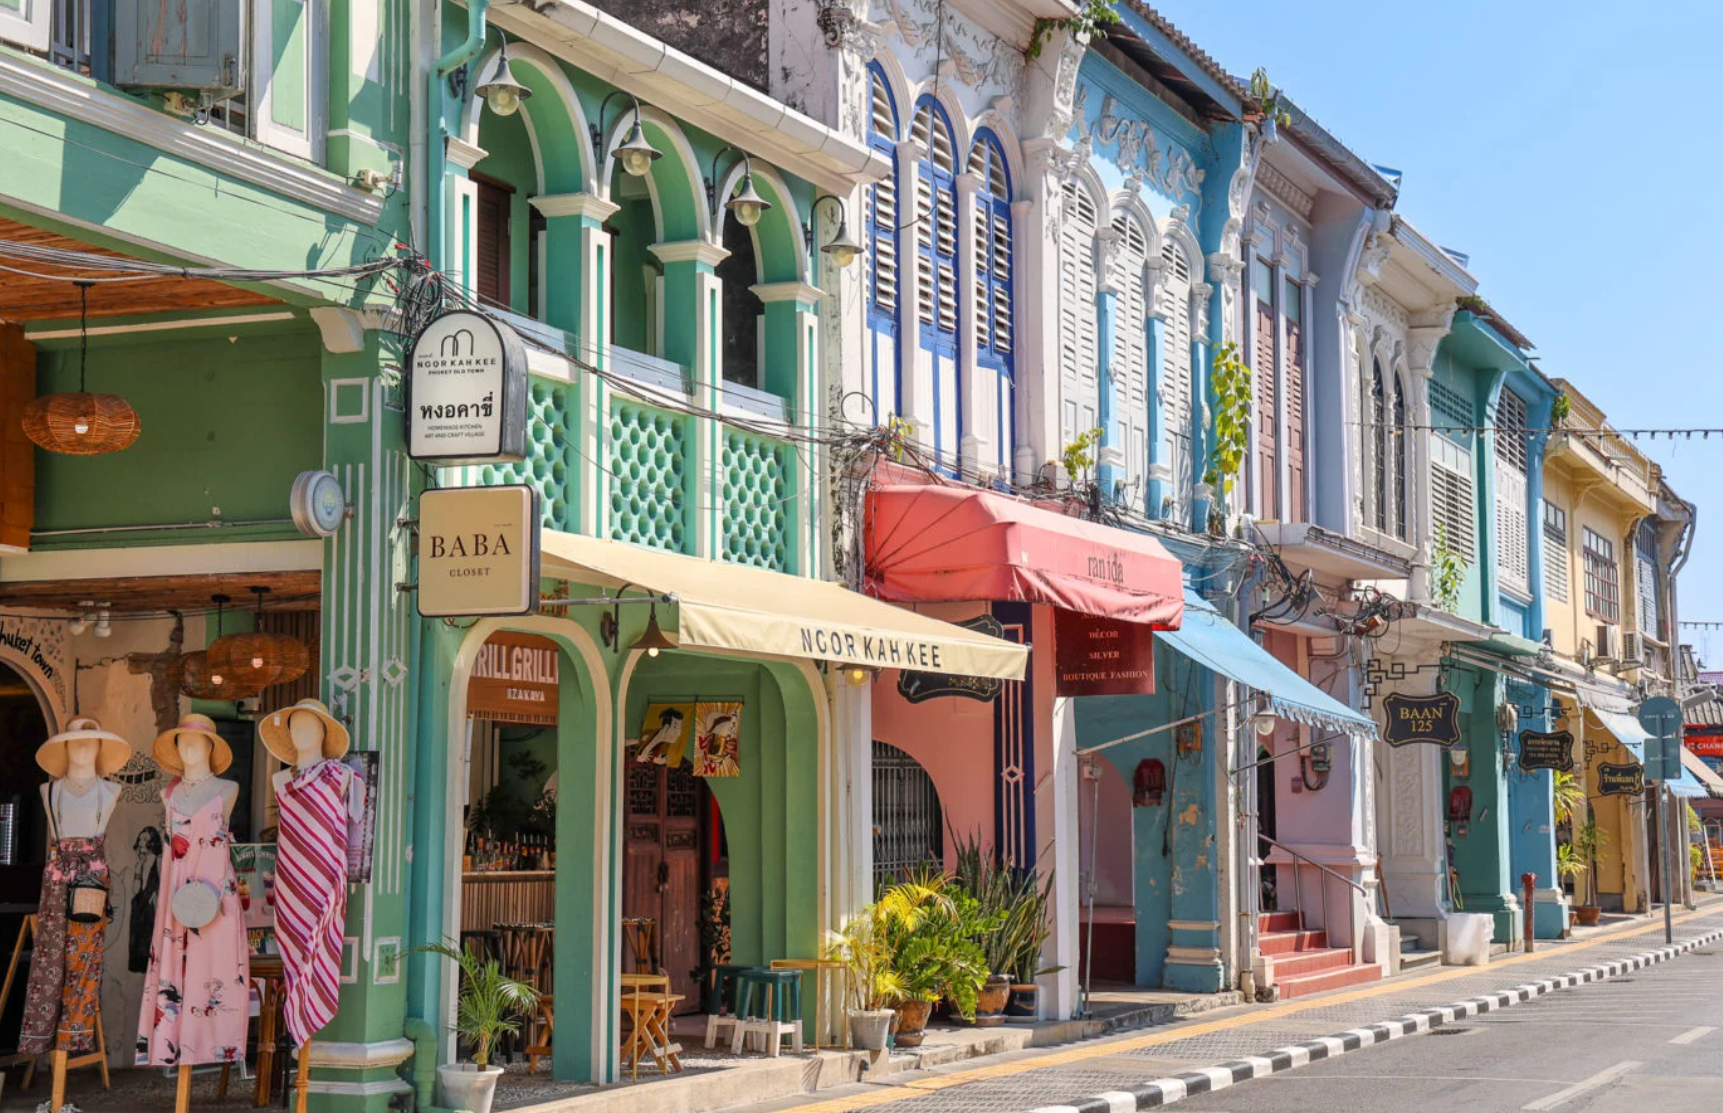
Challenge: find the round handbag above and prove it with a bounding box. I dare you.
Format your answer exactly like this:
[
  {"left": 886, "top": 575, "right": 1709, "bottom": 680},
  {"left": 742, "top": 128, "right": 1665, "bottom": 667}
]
[
  {"left": 171, "top": 880, "right": 222, "bottom": 929},
  {"left": 67, "top": 873, "right": 108, "bottom": 924}
]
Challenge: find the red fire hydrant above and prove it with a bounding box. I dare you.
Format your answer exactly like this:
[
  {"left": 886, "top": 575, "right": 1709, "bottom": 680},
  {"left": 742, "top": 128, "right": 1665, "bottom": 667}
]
[{"left": 1521, "top": 872, "right": 1537, "bottom": 953}]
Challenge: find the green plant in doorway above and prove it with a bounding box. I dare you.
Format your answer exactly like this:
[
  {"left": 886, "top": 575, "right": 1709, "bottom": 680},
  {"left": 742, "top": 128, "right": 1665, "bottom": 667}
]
[
  {"left": 412, "top": 943, "right": 540, "bottom": 1068},
  {"left": 1555, "top": 842, "right": 1587, "bottom": 895},
  {"left": 691, "top": 885, "right": 731, "bottom": 1002},
  {"left": 1430, "top": 523, "right": 1467, "bottom": 613},
  {"left": 1569, "top": 817, "right": 1608, "bottom": 909},
  {"left": 1552, "top": 770, "right": 1586, "bottom": 827},
  {"left": 1203, "top": 341, "right": 1253, "bottom": 508},
  {"left": 879, "top": 867, "right": 994, "bottom": 1020},
  {"left": 1026, "top": 0, "right": 1120, "bottom": 61}
]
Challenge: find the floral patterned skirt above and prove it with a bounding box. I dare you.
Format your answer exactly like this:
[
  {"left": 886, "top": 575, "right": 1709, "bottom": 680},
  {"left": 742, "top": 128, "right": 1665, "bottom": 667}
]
[{"left": 19, "top": 837, "right": 107, "bottom": 1054}]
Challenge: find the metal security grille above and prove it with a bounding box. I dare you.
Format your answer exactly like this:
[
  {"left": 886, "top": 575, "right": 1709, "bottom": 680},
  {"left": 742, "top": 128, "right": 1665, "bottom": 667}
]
[{"left": 872, "top": 741, "right": 943, "bottom": 887}]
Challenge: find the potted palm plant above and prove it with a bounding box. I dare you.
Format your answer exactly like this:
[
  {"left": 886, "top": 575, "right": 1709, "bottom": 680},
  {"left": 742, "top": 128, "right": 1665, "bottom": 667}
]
[
  {"left": 880, "top": 869, "right": 992, "bottom": 1045},
  {"left": 824, "top": 879, "right": 948, "bottom": 1051},
  {"left": 416, "top": 943, "right": 541, "bottom": 1113},
  {"left": 1569, "top": 817, "right": 1608, "bottom": 926}
]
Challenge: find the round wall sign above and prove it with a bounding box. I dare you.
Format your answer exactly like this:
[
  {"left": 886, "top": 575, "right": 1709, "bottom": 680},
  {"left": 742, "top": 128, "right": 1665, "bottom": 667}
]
[{"left": 291, "top": 470, "right": 347, "bottom": 538}]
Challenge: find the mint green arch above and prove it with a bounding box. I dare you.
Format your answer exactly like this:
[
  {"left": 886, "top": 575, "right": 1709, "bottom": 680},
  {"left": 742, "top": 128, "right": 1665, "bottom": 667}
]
[
  {"left": 714, "top": 159, "right": 808, "bottom": 285},
  {"left": 462, "top": 41, "right": 596, "bottom": 195},
  {"left": 618, "top": 650, "right": 823, "bottom": 977},
  {"left": 600, "top": 106, "right": 710, "bottom": 245}
]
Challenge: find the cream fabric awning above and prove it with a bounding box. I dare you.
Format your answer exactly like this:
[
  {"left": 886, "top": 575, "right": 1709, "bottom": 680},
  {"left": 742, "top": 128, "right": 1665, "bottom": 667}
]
[{"left": 540, "top": 531, "right": 1029, "bottom": 681}]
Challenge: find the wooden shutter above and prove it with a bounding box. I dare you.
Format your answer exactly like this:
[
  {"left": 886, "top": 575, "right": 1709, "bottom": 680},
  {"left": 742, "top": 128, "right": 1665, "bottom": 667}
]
[
  {"left": 474, "top": 176, "right": 512, "bottom": 311},
  {"left": 1157, "top": 241, "right": 1194, "bottom": 511},
  {"left": 1251, "top": 259, "right": 1277, "bottom": 520},
  {"left": 1497, "top": 465, "right": 1529, "bottom": 594},
  {"left": 1112, "top": 216, "right": 1148, "bottom": 499},
  {"left": 910, "top": 104, "right": 956, "bottom": 334},
  {"left": 0, "top": 324, "right": 35, "bottom": 552},
  {"left": 114, "top": 0, "right": 245, "bottom": 94},
  {"left": 1283, "top": 276, "right": 1305, "bottom": 521},
  {"left": 868, "top": 73, "right": 899, "bottom": 316},
  {"left": 1430, "top": 437, "right": 1476, "bottom": 564},
  {"left": 1543, "top": 504, "right": 1570, "bottom": 604},
  {"left": 1058, "top": 184, "right": 1099, "bottom": 448}
]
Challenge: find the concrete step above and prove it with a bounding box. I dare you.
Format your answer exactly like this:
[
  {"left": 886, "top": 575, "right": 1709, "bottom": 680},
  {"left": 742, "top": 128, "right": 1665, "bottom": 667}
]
[
  {"left": 1259, "top": 929, "right": 1328, "bottom": 956},
  {"left": 1270, "top": 946, "right": 1354, "bottom": 978},
  {"left": 1276, "top": 961, "right": 1383, "bottom": 999},
  {"left": 1399, "top": 950, "right": 1442, "bottom": 973},
  {"left": 1259, "top": 910, "right": 1302, "bottom": 933}
]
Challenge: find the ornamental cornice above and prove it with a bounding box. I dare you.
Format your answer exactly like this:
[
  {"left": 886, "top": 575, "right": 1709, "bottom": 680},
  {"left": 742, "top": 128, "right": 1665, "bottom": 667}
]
[
  {"left": 530, "top": 193, "right": 621, "bottom": 221},
  {"left": 650, "top": 240, "right": 731, "bottom": 267},
  {"left": 445, "top": 136, "right": 489, "bottom": 170}
]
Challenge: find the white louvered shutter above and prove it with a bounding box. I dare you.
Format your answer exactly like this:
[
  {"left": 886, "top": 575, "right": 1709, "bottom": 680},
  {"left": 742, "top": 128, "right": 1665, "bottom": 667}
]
[
  {"left": 868, "top": 73, "right": 898, "bottom": 315},
  {"left": 1544, "top": 504, "right": 1570, "bottom": 604},
  {"left": 1113, "top": 216, "right": 1149, "bottom": 500},
  {"left": 1430, "top": 436, "right": 1476, "bottom": 565},
  {"left": 912, "top": 106, "right": 935, "bottom": 327},
  {"left": 911, "top": 104, "right": 957, "bottom": 334},
  {"left": 1058, "top": 183, "right": 1099, "bottom": 449},
  {"left": 1497, "top": 466, "right": 1529, "bottom": 594},
  {"left": 1157, "top": 241, "right": 1194, "bottom": 511}
]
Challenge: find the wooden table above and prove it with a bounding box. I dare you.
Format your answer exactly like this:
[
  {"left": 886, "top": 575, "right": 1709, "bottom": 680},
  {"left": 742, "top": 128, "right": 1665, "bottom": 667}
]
[{"left": 619, "top": 980, "right": 682, "bottom": 1080}]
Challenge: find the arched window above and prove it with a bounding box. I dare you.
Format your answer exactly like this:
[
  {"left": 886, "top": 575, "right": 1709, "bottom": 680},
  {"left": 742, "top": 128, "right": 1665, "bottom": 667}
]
[
  {"left": 970, "top": 134, "right": 1014, "bottom": 479},
  {"left": 1155, "top": 238, "right": 1196, "bottom": 514},
  {"left": 866, "top": 65, "right": 901, "bottom": 423},
  {"left": 1392, "top": 373, "right": 1408, "bottom": 539},
  {"left": 1057, "top": 181, "right": 1099, "bottom": 452},
  {"left": 1110, "top": 213, "right": 1150, "bottom": 506},
  {"left": 872, "top": 740, "right": 944, "bottom": 885},
  {"left": 1370, "top": 359, "right": 1388, "bottom": 530},
  {"left": 911, "top": 100, "right": 960, "bottom": 470}
]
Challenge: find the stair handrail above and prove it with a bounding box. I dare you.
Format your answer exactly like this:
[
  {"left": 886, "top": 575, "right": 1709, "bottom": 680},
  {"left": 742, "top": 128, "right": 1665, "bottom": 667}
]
[{"left": 1261, "top": 835, "right": 1366, "bottom": 968}]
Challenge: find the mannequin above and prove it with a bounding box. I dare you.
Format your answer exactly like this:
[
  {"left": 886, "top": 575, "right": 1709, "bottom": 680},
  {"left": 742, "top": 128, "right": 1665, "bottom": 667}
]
[
  {"left": 259, "top": 698, "right": 355, "bottom": 1113},
  {"left": 137, "top": 714, "right": 250, "bottom": 1094},
  {"left": 19, "top": 718, "right": 131, "bottom": 1074}
]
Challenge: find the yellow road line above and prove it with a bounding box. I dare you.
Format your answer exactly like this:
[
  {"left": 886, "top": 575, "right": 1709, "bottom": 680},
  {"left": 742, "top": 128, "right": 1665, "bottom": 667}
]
[{"left": 789, "top": 905, "right": 1723, "bottom": 1113}]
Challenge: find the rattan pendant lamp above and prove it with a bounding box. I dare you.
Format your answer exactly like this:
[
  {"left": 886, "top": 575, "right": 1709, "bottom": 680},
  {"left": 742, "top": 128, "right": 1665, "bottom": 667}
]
[
  {"left": 210, "top": 588, "right": 287, "bottom": 693},
  {"left": 21, "top": 282, "right": 141, "bottom": 456},
  {"left": 184, "top": 594, "right": 261, "bottom": 700}
]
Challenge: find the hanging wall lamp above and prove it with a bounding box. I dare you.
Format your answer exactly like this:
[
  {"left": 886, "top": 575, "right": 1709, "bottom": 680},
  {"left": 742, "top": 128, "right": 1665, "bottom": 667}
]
[
  {"left": 708, "top": 146, "right": 772, "bottom": 228},
  {"left": 591, "top": 91, "right": 661, "bottom": 177},
  {"left": 475, "top": 39, "right": 532, "bottom": 117},
  {"left": 632, "top": 604, "right": 676, "bottom": 658},
  {"left": 806, "top": 194, "right": 862, "bottom": 268},
  {"left": 22, "top": 282, "right": 141, "bottom": 456}
]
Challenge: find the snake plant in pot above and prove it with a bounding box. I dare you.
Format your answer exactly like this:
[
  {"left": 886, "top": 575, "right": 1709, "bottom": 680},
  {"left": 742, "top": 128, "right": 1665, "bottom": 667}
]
[{"left": 414, "top": 943, "right": 540, "bottom": 1113}]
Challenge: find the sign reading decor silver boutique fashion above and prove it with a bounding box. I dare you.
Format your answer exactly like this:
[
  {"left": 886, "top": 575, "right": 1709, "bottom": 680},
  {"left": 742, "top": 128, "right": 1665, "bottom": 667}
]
[
  {"left": 417, "top": 485, "right": 541, "bottom": 618},
  {"left": 407, "top": 310, "right": 528, "bottom": 463}
]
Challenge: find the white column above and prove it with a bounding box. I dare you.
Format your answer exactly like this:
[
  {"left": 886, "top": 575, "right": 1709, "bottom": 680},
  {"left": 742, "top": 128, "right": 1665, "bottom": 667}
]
[
  {"left": 443, "top": 136, "right": 488, "bottom": 296},
  {"left": 1015, "top": 140, "right": 1064, "bottom": 487},
  {"left": 1047, "top": 695, "right": 1081, "bottom": 1018},
  {"left": 893, "top": 138, "right": 930, "bottom": 444},
  {"left": 955, "top": 170, "right": 985, "bottom": 476}
]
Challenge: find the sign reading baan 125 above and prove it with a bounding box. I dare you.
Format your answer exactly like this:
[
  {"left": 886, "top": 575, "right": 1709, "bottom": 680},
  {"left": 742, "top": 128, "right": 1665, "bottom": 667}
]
[
  {"left": 407, "top": 310, "right": 529, "bottom": 463},
  {"left": 1382, "top": 692, "right": 1462, "bottom": 747},
  {"left": 417, "top": 485, "right": 541, "bottom": 618}
]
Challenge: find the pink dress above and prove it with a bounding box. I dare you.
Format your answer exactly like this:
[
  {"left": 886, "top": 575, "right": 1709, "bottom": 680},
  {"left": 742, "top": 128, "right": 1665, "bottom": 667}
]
[
  {"left": 275, "top": 760, "right": 351, "bottom": 1047},
  {"left": 135, "top": 782, "right": 250, "bottom": 1065}
]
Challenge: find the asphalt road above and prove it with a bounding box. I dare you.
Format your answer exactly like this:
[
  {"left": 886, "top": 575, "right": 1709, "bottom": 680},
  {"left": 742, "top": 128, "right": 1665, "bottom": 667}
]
[{"left": 1177, "top": 942, "right": 1723, "bottom": 1113}]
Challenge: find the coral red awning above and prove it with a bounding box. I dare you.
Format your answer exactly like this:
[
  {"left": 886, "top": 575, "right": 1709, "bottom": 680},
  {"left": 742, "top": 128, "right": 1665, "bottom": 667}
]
[{"left": 864, "top": 485, "right": 1185, "bottom": 628}]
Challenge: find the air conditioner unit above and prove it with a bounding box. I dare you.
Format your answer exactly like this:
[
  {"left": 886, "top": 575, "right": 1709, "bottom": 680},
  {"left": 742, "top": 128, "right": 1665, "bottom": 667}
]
[
  {"left": 1620, "top": 632, "right": 1643, "bottom": 666},
  {"left": 1594, "top": 624, "right": 1617, "bottom": 661}
]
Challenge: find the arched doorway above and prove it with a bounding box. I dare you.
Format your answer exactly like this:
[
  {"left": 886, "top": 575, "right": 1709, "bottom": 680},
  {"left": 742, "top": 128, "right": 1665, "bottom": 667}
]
[
  {"left": 0, "top": 659, "right": 51, "bottom": 904},
  {"left": 871, "top": 740, "right": 943, "bottom": 888}
]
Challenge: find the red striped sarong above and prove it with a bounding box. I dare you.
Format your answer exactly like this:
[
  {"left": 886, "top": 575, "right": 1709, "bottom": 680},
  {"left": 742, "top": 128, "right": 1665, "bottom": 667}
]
[{"left": 276, "top": 760, "right": 351, "bottom": 1047}]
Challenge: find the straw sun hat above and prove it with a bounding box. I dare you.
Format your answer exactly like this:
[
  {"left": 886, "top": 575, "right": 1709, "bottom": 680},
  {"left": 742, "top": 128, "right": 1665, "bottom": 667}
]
[
  {"left": 152, "top": 713, "right": 234, "bottom": 777},
  {"left": 258, "top": 698, "right": 350, "bottom": 766},
  {"left": 36, "top": 718, "right": 132, "bottom": 779}
]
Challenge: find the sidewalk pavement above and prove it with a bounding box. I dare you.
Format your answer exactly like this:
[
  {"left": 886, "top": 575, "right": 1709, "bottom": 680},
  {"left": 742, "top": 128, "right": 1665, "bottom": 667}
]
[{"left": 761, "top": 899, "right": 1723, "bottom": 1113}]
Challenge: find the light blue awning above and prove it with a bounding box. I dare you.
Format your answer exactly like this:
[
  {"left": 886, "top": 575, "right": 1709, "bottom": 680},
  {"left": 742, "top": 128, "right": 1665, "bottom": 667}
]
[
  {"left": 1668, "top": 758, "right": 1710, "bottom": 798},
  {"left": 1587, "top": 707, "right": 1650, "bottom": 760},
  {"left": 1157, "top": 589, "right": 1378, "bottom": 740}
]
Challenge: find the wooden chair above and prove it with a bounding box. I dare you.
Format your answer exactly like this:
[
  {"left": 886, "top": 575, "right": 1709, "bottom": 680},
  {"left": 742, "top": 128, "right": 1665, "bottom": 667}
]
[
  {"left": 522, "top": 926, "right": 555, "bottom": 1073},
  {"left": 621, "top": 918, "right": 659, "bottom": 974}
]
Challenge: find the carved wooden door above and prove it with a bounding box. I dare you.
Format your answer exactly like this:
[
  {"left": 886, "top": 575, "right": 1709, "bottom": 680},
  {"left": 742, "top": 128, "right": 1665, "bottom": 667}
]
[{"left": 623, "top": 761, "right": 703, "bottom": 1011}]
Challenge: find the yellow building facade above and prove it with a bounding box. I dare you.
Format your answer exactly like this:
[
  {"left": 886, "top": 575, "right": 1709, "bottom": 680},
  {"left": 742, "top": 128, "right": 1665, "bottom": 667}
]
[{"left": 1541, "top": 382, "right": 1659, "bottom": 913}]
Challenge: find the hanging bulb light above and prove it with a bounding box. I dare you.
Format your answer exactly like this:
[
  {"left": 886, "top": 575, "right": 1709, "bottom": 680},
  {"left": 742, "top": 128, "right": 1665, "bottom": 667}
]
[
  {"left": 631, "top": 604, "right": 676, "bottom": 658},
  {"left": 726, "top": 167, "right": 770, "bottom": 228},
  {"left": 846, "top": 666, "right": 871, "bottom": 688},
  {"left": 211, "top": 586, "right": 288, "bottom": 692},
  {"left": 475, "top": 39, "right": 532, "bottom": 117},
  {"left": 615, "top": 118, "right": 661, "bottom": 177},
  {"left": 22, "top": 282, "right": 140, "bottom": 455}
]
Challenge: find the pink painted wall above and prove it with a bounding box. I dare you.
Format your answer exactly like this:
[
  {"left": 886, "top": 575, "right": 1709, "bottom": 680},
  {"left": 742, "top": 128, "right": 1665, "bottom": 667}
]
[
  {"left": 872, "top": 601, "right": 1001, "bottom": 870},
  {"left": 1078, "top": 755, "right": 1135, "bottom": 910}
]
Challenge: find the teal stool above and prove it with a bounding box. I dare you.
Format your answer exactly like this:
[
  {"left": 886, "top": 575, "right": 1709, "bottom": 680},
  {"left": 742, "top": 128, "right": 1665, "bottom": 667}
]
[{"left": 731, "top": 969, "right": 804, "bottom": 1056}]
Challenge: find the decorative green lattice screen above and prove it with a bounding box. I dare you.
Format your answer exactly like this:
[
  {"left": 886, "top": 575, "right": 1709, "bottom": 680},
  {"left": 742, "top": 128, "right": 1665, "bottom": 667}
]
[
  {"left": 608, "top": 399, "right": 690, "bottom": 552},
  {"left": 721, "top": 430, "right": 792, "bottom": 572},
  {"left": 480, "top": 377, "right": 574, "bottom": 531}
]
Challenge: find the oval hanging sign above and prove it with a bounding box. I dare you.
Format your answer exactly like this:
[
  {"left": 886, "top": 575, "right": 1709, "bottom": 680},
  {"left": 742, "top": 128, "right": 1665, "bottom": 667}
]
[
  {"left": 1382, "top": 692, "right": 1462, "bottom": 747},
  {"left": 407, "top": 310, "right": 529, "bottom": 463}
]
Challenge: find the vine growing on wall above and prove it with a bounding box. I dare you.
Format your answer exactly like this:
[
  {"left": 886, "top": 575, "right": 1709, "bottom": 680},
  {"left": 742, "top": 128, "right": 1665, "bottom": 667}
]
[
  {"left": 1027, "top": 0, "right": 1120, "bottom": 60},
  {"left": 1431, "top": 523, "right": 1467, "bottom": 613},
  {"left": 1203, "top": 342, "right": 1253, "bottom": 504}
]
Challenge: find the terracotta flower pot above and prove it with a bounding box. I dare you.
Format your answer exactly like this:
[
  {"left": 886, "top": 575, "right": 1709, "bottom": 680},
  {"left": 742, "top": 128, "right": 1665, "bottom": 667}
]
[
  {"left": 1576, "top": 905, "right": 1602, "bottom": 926},
  {"left": 974, "top": 975, "right": 1010, "bottom": 1028},
  {"left": 894, "top": 999, "right": 932, "bottom": 1047}
]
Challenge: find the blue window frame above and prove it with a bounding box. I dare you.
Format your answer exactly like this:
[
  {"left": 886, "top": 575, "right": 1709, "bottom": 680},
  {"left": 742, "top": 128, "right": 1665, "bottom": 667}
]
[
  {"left": 969, "top": 132, "right": 1014, "bottom": 477},
  {"left": 865, "top": 64, "right": 901, "bottom": 425},
  {"left": 911, "top": 97, "right": 960, "bottom": 470}
]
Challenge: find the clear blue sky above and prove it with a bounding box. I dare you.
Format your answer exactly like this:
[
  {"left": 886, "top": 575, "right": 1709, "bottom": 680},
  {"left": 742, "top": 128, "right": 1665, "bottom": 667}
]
[{"left": 1155, "top": 0, "right": 1723, "bottom": 661}]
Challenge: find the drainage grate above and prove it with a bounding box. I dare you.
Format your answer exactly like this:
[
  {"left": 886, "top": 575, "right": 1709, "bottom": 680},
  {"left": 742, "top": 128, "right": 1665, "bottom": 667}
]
[{"left": 1427, "top": 1027, "right": 1476, "bottom": 1036}]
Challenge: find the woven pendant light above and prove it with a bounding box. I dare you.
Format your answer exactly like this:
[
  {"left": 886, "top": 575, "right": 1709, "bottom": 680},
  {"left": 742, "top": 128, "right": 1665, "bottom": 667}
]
[
  {"left": 210, "top": 586, "right": 305, "bottom": 691},
  {"left": 252, "top": 584, "right": 310, "bottom": 685},
  {"left": 197, "top": 595, "right": 266, "bottom": 699},
  {"left": 180, "top": 650, "right": 251, "bottom": 701},
  {"left": 21, "top": 283, "right": 141, "bottom": 456}
]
